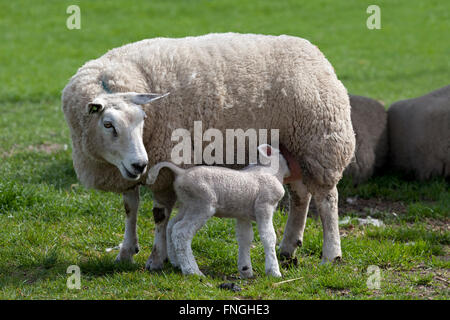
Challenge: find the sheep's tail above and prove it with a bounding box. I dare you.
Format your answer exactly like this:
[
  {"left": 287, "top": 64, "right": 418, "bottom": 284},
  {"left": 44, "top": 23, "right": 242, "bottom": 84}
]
[{"left": 147, "top": 162, "right": 185, "bottom": 185}]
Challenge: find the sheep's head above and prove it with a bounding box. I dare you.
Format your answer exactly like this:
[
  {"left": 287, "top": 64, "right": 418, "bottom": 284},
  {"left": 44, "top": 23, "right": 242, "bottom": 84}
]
[{"left": 84, "top": 92, "right": 168, "bottom": 181}]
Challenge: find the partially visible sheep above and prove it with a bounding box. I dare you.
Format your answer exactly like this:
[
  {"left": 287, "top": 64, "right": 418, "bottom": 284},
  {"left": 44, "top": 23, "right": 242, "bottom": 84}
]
[
  {"left": 344, "top": 95, "right": 388, "bottom": 184},
  {"left": 62, "top": 33, "right": 355, "bottom": 269},
  {"left": 147, "top": 144, "right": 290, "bottom": 277},
  {"left": 388, "top": 85, "right": 450, "bottom": 180}
]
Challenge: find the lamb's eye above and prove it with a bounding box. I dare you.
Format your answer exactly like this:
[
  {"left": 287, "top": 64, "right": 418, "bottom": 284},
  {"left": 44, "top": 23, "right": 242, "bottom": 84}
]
[{"left": 104, "top": 122, "right": 113, "bottom": 129}]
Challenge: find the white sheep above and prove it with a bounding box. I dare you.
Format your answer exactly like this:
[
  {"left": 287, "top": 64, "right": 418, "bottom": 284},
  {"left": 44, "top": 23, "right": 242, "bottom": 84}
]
[
  {"left": 147, "top": 144, "right": 289, "bottom": 277},
  {"left": 62, "top": 33, "right": 355, "bottom": 270}
]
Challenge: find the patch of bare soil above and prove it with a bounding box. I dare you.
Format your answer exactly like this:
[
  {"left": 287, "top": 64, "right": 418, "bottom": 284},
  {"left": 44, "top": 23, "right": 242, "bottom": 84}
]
[
  {"left": 419, "top": 219, "right": 450, "bottom": 233},
  {"left": 338, "top": 197, "right": 408, "bottom": 216},
  {"left": 302, "top": 197, "right": 408, "bottom": 220},
  {"left": 397, "top": 265, "right": 449, "bottom": 299}
]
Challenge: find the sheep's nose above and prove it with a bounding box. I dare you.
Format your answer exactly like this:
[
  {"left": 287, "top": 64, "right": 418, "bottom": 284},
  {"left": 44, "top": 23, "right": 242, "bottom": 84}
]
[{"left": 132, "top": 162, "right": 148, "bottom": 174}]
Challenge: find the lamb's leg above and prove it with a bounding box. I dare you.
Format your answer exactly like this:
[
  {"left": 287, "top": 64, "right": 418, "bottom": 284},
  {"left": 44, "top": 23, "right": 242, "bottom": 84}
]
[
  {"left": 146, "top": 188, "right": 176, "bottom": 271},
  {"left": 255, "top": 204, "right": 281, "bottom": 277},
  {"left": 172, "top": 206, "right": 212, "bottom": 276},
  {"left": 279, "top": 180, "right": 311, "bottom": 260},
  {"left": 115, "top": 186, "right": 140, "bottom": 263},
  {"left": 313, "top": 185, "right": 342, "bottom": 263},
  {"left": 236, "top": 219, "right": 254, "bottom": 278},
  {"left": 166, "top": 207, "right": 187, "bottom": 268}
]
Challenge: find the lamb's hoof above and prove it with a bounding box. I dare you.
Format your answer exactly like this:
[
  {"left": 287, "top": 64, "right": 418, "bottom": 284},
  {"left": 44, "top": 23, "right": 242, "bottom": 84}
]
[
  {"left": 168, "top": 258, "right": 180, "bottom": 268},
  {"left": 239, "top": 266, "right": 254, "bottom": 279},
  {"left": 192, "top": 270, "right": 205, "bottom": 277},
  {"left": 266, "top": 269, "right": 282, "bottom": 278}
]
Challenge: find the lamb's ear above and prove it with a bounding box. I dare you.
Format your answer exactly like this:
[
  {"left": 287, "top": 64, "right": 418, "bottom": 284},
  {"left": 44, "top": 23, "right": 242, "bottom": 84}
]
[
  {"left": 130, "top": 92, "right": 170, "bottom": 105},
  {"left": 258, "top": 144, "right": 278, "bottom": 165},
  {"left": 87, "top": 102, "right": 104, "bottom": 114}
]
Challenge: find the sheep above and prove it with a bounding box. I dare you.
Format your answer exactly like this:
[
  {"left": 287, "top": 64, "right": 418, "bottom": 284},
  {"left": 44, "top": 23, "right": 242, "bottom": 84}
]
[
  {"left": 388, "top": 85, "right": 450, "bottom": 180},
  {"left": 343, "top": 95, "right": 388, "bottom": 184},
  {"left": 62, "top": 33, "right": 355, "bottom": 270},
  {"left": 147, "top": 144, "right": 289, "bottom": 277}
]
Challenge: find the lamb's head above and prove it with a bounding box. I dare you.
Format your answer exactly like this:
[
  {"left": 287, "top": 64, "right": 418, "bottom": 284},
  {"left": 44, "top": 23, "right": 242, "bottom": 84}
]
[
  {"left": 257, "top": 144, "right": 290, "bottom": 179},
  {"left": 84, "top": 92, "right": 168, "bottom": 181}
]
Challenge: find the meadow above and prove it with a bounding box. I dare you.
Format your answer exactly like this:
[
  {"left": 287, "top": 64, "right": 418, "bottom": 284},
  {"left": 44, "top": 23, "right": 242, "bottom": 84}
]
[{"left": 0, "top": 0, "right": 448, "bottom": 299}]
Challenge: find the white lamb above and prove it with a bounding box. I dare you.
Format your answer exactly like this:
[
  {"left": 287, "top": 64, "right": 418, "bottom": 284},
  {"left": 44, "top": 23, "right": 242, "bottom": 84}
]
[{"left": 147, "top": 144, "right": 290, "bottom": 277}]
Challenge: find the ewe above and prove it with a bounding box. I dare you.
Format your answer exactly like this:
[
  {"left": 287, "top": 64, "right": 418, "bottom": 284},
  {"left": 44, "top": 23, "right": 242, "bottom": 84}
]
[{"left": 62, "top": 33, "right": 355, "bottom": 269}]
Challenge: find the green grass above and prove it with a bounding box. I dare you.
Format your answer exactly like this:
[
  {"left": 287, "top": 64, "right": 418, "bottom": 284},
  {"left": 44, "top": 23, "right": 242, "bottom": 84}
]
[{"left": 0, "top": 0, "right": 449, "bottom": 299}]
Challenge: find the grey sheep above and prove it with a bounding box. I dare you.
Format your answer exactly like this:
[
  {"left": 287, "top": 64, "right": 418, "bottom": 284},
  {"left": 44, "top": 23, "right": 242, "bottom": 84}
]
[
  {"left": 344, "top": 95, "right": 388, "bottom": 184},
  {"left": 388, "top": 85, "right": 450, "bottom": 180}
]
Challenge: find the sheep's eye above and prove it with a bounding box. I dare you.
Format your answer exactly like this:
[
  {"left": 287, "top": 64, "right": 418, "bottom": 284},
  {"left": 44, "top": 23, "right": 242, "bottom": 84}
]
[{"left": 104, "top": 122, "right": 113, "bottom": 129}]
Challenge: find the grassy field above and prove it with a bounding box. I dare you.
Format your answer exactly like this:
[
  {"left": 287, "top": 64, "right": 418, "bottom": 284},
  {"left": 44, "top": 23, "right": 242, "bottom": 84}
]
[{"left": 0, "top": 0, "right": 449, "bottom": 299}]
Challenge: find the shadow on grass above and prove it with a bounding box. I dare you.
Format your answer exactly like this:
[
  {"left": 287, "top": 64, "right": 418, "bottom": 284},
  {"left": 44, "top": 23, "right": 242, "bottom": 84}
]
[
  {"left": 3, "top": 151, "right": 78, "bottom": 190},
  {"left": 0, "top": 256, "right": 142, "bottom": 289},
  {"left": 338, "top": 168, "right": 450, "bottom": 203}
]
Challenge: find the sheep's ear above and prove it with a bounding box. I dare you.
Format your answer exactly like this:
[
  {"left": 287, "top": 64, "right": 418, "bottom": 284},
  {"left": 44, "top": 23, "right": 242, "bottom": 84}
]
[
  {"left": 87, "top": 102, "right": 104, "bottom": 114},
  {"left": 130, "top": 92, "right": 170, "bottom": 105}
]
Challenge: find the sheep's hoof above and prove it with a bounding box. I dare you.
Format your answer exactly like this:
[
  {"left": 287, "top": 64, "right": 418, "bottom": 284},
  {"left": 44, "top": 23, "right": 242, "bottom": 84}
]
[
  {"left": 320, "top": 255, "right": 342, "bottom": 265},
  {"left": 114, "top": 254, "right": 134, "bottom": 264},
  {"left": 115, "top": 244, "right": 139, "bottom": 263},
  {"left": 145, "top": 258, "right": 164, "bottom": 271},
  {"left": 279, "top": 252, "right": 298, "bottom": 268}
]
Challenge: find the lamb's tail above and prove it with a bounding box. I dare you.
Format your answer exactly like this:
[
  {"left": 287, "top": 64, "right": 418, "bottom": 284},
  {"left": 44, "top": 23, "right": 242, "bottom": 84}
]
[{"left": 146, "top": 162, "right": 185, "bottom": 185}]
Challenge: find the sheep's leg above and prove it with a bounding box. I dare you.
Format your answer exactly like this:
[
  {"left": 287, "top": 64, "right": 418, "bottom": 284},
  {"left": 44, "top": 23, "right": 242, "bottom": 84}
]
[
  {"left": 146, "top": 188, "right": 176, "bottom": 271},
  {"left": 313, "top": 185, "right": 342, "bottom": 263},
  {"left": 172, "top": 206, "right": 213, "bottom": 276},
  {"left": 236, "top": 219, "right": 254, "bottom": 278},
  {"left": 255, "top": 204, "right": 281, "bottom": 277},
  {"left": 166, "top": 207, "right": 187, "bottom": 268},
  {"left": 115, "top": 186, "right": 140, "bottom": 263},
  {"left": 279, "top": 180, "right": 311, "bottom": 260}
]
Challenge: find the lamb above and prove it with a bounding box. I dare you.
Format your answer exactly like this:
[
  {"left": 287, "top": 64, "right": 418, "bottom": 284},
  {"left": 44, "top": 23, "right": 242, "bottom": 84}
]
[
  {"left": 146, "top": 144, "right": 289, "bottom": 277},
  {"left": 61, "top": 33, "right": 355, "bottom": 270}
]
